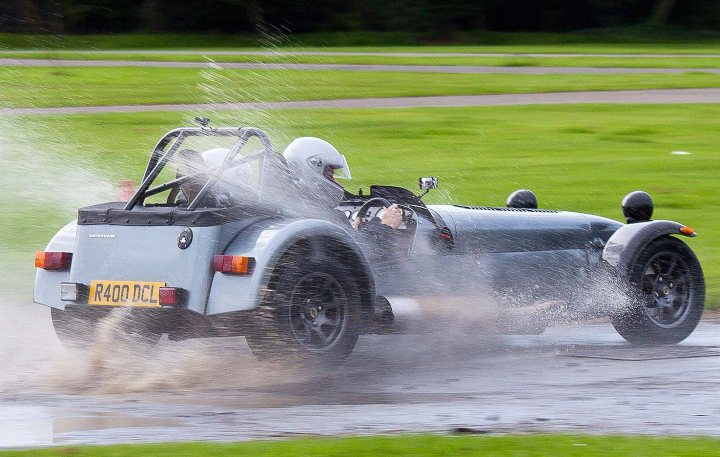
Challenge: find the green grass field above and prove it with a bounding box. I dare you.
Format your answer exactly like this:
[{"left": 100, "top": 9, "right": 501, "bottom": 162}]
[
  {"left": 4, "top": 50, "right": 720, "bottom": 69},
  {"left": 2, "top": 66, "right": 720, "bottom": 108},
  {"left": 1, "top": 36, "right": 718, "bottom": 309},
  {"left": 1, "top": 434, "right": 719, "bottom": 456},
  {"left": 3, "top": 104, "right": 719, "bottom": 305}
]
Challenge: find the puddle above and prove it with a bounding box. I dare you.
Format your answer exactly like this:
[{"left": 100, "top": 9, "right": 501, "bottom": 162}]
[
  {"left": 562, "top": 345, "right": 720, "bottom": 361},
  {"left": 0, "top": 407, "right": 52, "bottom": 447},
  {"left": 54, "top": 412, "right": 183, "bottom": 434},
  {"left": 0, "top": 406, "right": 184, "bottom": 448}
]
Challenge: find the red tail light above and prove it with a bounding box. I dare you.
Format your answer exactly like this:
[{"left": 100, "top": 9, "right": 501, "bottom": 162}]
[
  {"left": 159, "top": 287, "right": 178, "bottom": 306},
  {"left": 35, "top": 251, "right": 72, "bottom": 270},
  {"left": 213, "top": 255, "right": 255, "bottom": 274}
]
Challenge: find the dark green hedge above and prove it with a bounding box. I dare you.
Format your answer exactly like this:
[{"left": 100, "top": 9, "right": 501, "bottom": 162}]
[{"left": 1, "top": 0, "right": 718, "bottom": 36}]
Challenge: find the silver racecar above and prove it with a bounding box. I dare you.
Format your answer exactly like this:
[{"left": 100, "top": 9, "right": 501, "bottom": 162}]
[{"left": 34, "top": 125, "right": 705, "bottom": 360}]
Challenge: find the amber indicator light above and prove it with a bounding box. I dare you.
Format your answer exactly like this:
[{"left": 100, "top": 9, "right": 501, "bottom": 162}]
[
  {"left": 35, "top": 251, "right": 72, "bottom": 270},
  {"left": 213, "top": 255, "right": 255, "bottom": 274}
]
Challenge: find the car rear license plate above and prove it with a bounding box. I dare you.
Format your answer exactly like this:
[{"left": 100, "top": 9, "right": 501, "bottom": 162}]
[{"left": 88, "top": 280, "right": 165, "bottom": 307}]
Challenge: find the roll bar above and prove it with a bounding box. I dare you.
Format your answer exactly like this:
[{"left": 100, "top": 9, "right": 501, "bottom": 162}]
[{"left": 124, "top": 126, "right": 274, "bottom": 211}]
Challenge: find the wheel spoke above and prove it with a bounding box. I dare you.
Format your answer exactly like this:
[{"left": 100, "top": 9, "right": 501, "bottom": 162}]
[
  {"left": 641, "top": 276, "right": 656, "bottom": 296},
  {"left": 317, "top": 276, "right": 334, "bottom": 298},
  {"left": 312, "top": 323, "right": 331, "bottom": 342},
  {"left": 303, "top": 325, "right": 313, "bottom": 342},
  {"left": 664, "top": 256, "right": 678, "bottom": 276},
  {"left": 314, "top": 314, "right": 329, "bottom": 328},
  {"left": 644, "top": 270, "right": 661, "bottom": 292},
  {"left": 649, "top": 260, "right": 662, "bottom": 277},
  {"left": 638, "top": 249, "right": 695, "bottom": 328}
]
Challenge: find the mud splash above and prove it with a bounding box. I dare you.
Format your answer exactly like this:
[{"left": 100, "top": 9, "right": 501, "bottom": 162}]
[{"left": 46, "top": 309, "right": 309, "bottom": 394}]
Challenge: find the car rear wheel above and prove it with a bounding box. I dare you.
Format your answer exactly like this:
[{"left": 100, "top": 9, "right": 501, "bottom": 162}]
[
  {"left": 246, "top": 247, "right": 362, "bottom": 361},
  {"left": 612, "top": 236, "right": 704, "bottom": 344}
]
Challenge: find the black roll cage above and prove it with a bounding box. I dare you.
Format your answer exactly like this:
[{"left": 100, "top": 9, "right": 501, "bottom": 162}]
[{"left": 124, "top": 127, "right": 274, "bottom": 211}]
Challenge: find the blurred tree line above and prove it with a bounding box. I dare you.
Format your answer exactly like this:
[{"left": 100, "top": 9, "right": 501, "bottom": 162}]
[{"left": 1, "top": 0, "right": 718, "bottom": 34}]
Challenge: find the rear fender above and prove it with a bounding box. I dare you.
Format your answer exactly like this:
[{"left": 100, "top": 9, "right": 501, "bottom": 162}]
[
  {"left": 33, "top": 220, "right": 77, "bottom": 310},
  {"left": 205, "top": 219, "right": 374, "bottom": 315},
  {"left": 602, "top": 220, "right": 696, "bottom": 275}
]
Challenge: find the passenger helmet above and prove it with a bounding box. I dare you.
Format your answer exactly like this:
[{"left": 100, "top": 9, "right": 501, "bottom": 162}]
[
  {"left": 202, "top": 147, "right": 255, "bottom": 187},
  {"left": 201, "top": 147, "right": 231, "bottom": 168},
  {"left": 283, "top": 137, "right": 351, "bottom": 207}
]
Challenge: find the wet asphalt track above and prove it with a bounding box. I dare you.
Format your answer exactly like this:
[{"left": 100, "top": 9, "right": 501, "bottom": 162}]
[
  {"left": 2, "top": 57, "right": 720, "bottom": 116},
  {"left": 1, "top": 301, "right": 719, "bottom": 446},
  {"left": 3, "top": 88, "right": 720, "bottom": 116}
]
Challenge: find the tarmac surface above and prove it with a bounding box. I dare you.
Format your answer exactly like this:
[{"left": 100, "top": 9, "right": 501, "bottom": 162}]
[
  {"left": 2, "top": 50, "right": 720, "bottom": 58},
  {"left": 2, "top": 58, "right": 720, "bottom": 74},
  {"left": 0, "top": 299, "right": 718, "bottom": 446},
  {"left": 3, "top": 88, "right": 720, "bottom": 116}
]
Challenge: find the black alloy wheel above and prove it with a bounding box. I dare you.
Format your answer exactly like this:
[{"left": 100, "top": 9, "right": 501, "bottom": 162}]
[
  {"left": 287, "top": 272, "right": 350, "bottom": 352},
  {"left": 246, "top": 244, "right": 362, "bottom": 361},
  {"left": 612, "top": 236, "right": 704, "bottom": 344}
]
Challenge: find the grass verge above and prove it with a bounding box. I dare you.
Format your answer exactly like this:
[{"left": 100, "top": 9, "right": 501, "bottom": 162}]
[
  {"left": 2, "top": 66, "right": 720, "bottom": 108},
  {"left": 3, "top": 104, "right": 719, "bottom": 307},
  {"left": 1, "top": 434, "right": 720, "bottom": 456}
]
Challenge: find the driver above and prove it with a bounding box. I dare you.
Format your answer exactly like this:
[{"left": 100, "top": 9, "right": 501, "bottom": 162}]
[{"left": 283, "top": 137, "right": 402, "bottom": 229}]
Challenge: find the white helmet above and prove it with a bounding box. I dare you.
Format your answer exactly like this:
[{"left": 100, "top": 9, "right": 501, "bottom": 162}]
[
  {"left": 283, "top": 137, "right": 351, "bottom": 207},
  {"left": 202, "top": 147, "right": 256, "bottom": 191},
  {"left": 201, "top": 147, "right": 232, "bottom": 168}
]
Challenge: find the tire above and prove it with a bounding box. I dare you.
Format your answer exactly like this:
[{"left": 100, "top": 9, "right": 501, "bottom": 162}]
[
  {"left": 611, "top": 236, "right": 704, "bottom": 344},
  {"left": 246, "top": 243, "right": 363, "bottom": 362}
]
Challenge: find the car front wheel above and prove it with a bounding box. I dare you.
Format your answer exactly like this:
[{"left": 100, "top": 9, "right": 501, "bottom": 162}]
[{"left": 612, "top": 236, "right": 704, "bottom": 344}]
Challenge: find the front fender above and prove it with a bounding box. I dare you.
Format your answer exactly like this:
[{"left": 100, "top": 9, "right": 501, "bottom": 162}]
[
  {"left": 602, "top": 220, "right": 696, "bottom": 274},
  {"left": 205, "top": 218, "right": 374, "bottom": 315},
  {"left": 33, "top": 220, "right": 78, "bottom": 309}
]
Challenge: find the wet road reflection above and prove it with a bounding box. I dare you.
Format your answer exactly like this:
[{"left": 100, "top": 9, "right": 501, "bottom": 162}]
[{"left": 1, "top": 300, "right": 718, "bottom": 447}]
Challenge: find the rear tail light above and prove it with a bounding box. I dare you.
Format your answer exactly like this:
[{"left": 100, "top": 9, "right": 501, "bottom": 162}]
[
  {"left": 213, "top": 255, "right": 255, "bottom": 274},
  {"left": 159, "top": 287, "right": 178, "bottom": 306},
  {"left": 35, "top": 251, "right": 72, "bottom": 270}
]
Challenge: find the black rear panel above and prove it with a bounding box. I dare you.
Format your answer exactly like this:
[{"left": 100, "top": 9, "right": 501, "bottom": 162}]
[{"left": 78, "top": 202, "right": 257, "bottom": 227}]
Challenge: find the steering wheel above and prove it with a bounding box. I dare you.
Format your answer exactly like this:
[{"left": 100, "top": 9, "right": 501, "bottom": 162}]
[{"left": 352, "top": 197, "right": 412, "bottom": 230}]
